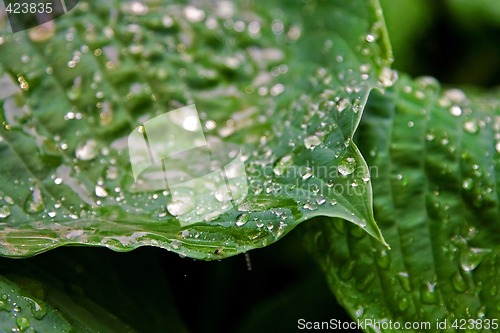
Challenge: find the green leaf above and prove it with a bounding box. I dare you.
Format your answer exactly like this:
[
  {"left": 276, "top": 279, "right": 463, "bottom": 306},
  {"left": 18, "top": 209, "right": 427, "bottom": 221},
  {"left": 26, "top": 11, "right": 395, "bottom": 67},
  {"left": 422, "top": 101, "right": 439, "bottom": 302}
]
[
  {"left": 0, "top": 0, "right": 390, "bottom": 259},
  {"left": 0, "top": 274, "right": 135, "bottom": 332},
  {"left": 0, "top": 247, "right": 188, "bottom": 332},
  {"left": 304, "top": 74, "right": 500, "bottom": 332}
]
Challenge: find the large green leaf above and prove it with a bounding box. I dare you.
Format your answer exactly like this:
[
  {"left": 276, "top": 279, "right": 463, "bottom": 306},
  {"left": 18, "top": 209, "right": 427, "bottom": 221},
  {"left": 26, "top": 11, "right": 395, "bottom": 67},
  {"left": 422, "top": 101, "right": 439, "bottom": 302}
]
[
  {"left": 304, "top": 75, "right": 500, "bottom": 332},
  {"left": 0, "top": 0, "right": 391, "bottom": 259}
]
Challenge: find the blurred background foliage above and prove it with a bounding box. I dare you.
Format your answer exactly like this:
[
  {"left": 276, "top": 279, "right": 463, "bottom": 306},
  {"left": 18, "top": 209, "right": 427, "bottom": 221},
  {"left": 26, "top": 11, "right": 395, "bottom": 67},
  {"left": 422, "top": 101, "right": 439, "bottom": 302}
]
[
  {"left": 381, "top": 0, "right": 500, "bottom": 87},
  {"left": 1, "top": 0, "right": 499, "bottom": 332}
]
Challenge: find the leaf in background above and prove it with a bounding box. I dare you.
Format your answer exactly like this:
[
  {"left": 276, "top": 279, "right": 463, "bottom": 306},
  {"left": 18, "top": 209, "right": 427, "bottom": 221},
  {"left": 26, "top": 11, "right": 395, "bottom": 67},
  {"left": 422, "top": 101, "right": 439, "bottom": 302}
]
[
  {"left": 0, "top": 0, "right": 392, "bottom": 259},
  {"left": 0, "top": 274, "right": 134, "bottom": 332},
  {"left": 0, "top": 247, "right": 188, "bottom": 332},
  {"left": 304, "top": 74, "right": 500, "bottom": 332}
]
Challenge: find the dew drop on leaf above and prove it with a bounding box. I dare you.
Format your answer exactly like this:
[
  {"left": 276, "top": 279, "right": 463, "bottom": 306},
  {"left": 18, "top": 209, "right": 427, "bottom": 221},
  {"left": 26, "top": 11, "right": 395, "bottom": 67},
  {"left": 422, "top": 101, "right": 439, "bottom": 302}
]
[
  {"left": 460, "top": 247, "right": 491, "bottom": 272},
  {"left": 339, "top": 260, "right": 356, "bottom": 280},
  {"left": 397, "top": 272, "right": 411, "bottom": 292},
  {"left": 214, "top": 186, "right": 231, "bottom": 202},
  {"left": 304, "top": 135, "right": 321, "bottom": 149},
  {"left": 0, "top": 206, "right": 11, "bottom": 219},
  {"left": 463, "top": 120, "right": 479, "bottom": 134},
  {"left": 375, "top": 249, "right": 391, "bottom": 269},
  {"left": 167, "top": 197, "right": 194, "bottom": 216},
  {"left": 398, "top": 297, "right": 409, "bottom": 311},
  {"left": 16, "top": 317, "right": 30, "bottom": 331},
  {"left": 449, "top": 105, "right": 462, "bottom": 117},
  {"left": 338, "top": 157, "right": 356, "bottom": 175},
  {"left": 336, "top": 98, "right": 350, "bottom": 112},
  {"left": 95, "top": 185, "right": 108, "bottom": 198},
  {"left": 24, "top": 186, "right": 44, "bottom": 214},
  {"left": 420, "top": 281, "right": 438, "bottom": 304},
  {"left": 236, "top": 213, "right": 249, "bottom": 226},
  {"left": 450, "top": 271, "right": 468, "bottom": 292}
]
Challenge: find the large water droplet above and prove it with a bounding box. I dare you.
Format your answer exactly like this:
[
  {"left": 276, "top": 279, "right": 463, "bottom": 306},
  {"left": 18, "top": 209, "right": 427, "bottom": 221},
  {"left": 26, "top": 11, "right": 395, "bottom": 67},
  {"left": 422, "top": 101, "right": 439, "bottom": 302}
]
[
  {"left": 304, "top": 135, "right": 321, "bottom": 150},
  {"left": 336, "top": 98, "right": 350, "bottom": 112},
  {"left": 450, "top": 271, "right": 468, "bottom": 292},
  {"left": 167, "top": 197, "right": 195, "bottom": 216},
  {"left": 378, "top": 67, "right": 398, "bottom": 87},
  {"left": 0, "top": 205, "right": 11, "bottom": 219},
  {"left": 75, "top": 139, "right": 98, "bottom": 160},
  {"left": 398, "top": 297, "right": 409, "bottom": 312},
  {"left": 460, "top": 247, "right": 491, "bottom": 272},
  {"left": 339, "top": 260, "right": 355, "bottom": 280},
  {"left": 273, "top": 154, "right": 293, "bottom": 176},
  {"left": 356, "top": 272, "right": 375, "bottom": 291},
  {"left": 397, "top": 272, "right": 411, "bottom": 292},
  {"left": 449, "top": 105, "right": 462, "bottom": 117},
  {"left": 26, "top": 297, "right": 47, "bottom": 320},
  {"left": 463, "top": 120, "right": 479, "bottom": 134},
  {"left": 236, "top": 213, "right": 249, "bottom": 226},
  {"left": 215, "top": 186, "right": 231, "bottom": 202},
  {"left": 420, "top": 281, "right": 438, "bottom": 304},
  {"left": 16, "top": 317, "right": 30, "bottom": 331},
  {"left": 338, "top": 157, "right": 356, "bottom": 175},
  {"left": 24, "top": 185, "right": 44, "bottom": 214},
  {"left": 95, "top": 185, "right": 108, "bottom": 198}
]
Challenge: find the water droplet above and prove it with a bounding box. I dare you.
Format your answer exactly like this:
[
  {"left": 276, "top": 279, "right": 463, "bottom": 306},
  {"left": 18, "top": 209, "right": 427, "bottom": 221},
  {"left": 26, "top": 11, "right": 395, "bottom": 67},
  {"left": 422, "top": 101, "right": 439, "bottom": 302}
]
[
  {"left": 75, "top": 139, "right": 98, "bottom": 160},
  {"left": 316, "top": 196, "right": 326, "bottom": 205},
  {"left": 486, "top": 284, "right": 498, "bottom": 298},
  {"left": 273, "top": 154, "right": 293, "bottom": 176},
  {"left": 378, "top": 67, "right": 398, "bottom": 88},
  {"left": 420, "top": 281, "right": 438, "bottom": 304},
  {"left": 450, "top": 271, "right": 468, "bottom": 292},
  {"left": 449, "top": 105, "right": 462, "bottom": 117},
  {"left": 0, "top": 298, "right": 10, "bottom": 311},
  {"left": 336, "top": 98, "right": 350, "bottom": 112},
  {"left": 215, "top": 186, "right": 231, "bottom": 202},
  {"left": 123, "top": 1, "right": 148, "bottom": 15},
  {"left": 496, "top": 142, "right": 500, "bottom": 154},
  {"left": 95, "top": 185, "right": 108, "bottom": 198},
  {"left": 303, "top": 202, "right": 318, "bottom": 211},
  {"left": 462, "top": 178, "right": 474, "bottom": 190},
  {"left": 397, "top": 272, "right": 411, "bottom": 292},
  {"left": 338, "top": 157, "right": 356, "bottom": 175},
  {"left": 304, "top": 135, "right": 321, "bottom": 149},
  {"left": 3, "top": 196, "right": 14, "bottom": 205},
  {"left": 356, "top": 272, "right": 375, "bottom": 291},
  {"left": 0, "top": 206, "right": 11, "bottom": 219},
  {"left": 28, "top": 21, "right": 56, "bottom": 42},
  {"left": 26, "top": 297, "right": 47, "bottom": 320},
  {"left": 463, "top": 120, "right": 479, "bottom": 134},
  {"left": 167, "top": 197, "right": 194, "bottom": 216},
  {"left": 339, "top": 260, "right": 355, "bottom": 280},
  {"left": 171, "top": 240, "right": 180, "bottom": 249},
  {"left": 24, "top": 186, "right": 44, "bottom": 214},
  {"left": 398, "top": 297, "right": 409, "bottom": 311},
  {"left": 236, "top": 213, "right": 249, "bottom": 226},
  {"left": 16, "top": 317, "right": 30, "bottom": 331},
  {"left": 460, "top": 247, "right": 491, "bottom": 272},
  {"left": 375, "top": 249, "right": 391, "bottom": 269},
  {"left": 18, "top": 76, "right": 29, "bottom": 91},
  {"left": 301, "top": 167, "right": 313, "bottom": 180}
]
